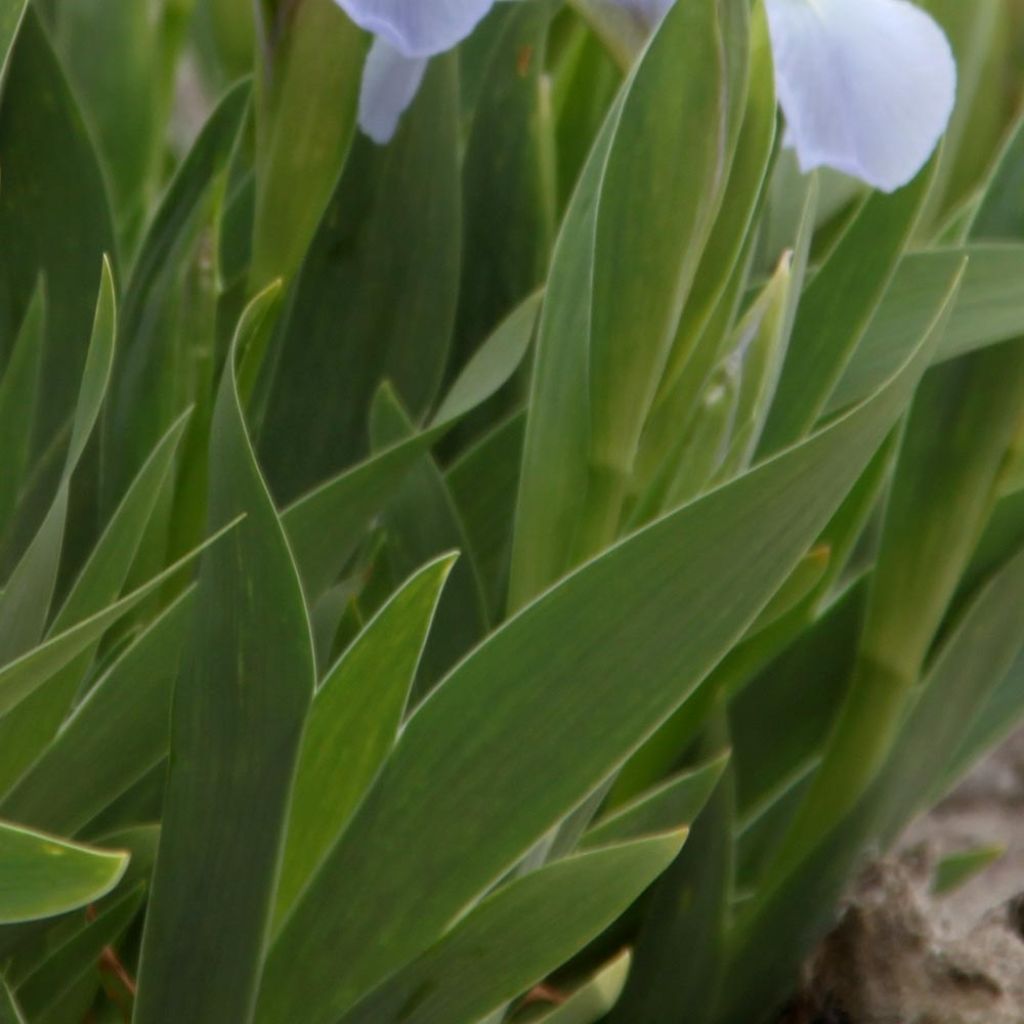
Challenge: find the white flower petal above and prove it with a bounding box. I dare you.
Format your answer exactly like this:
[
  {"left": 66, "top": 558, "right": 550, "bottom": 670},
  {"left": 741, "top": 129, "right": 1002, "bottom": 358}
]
[
  {"left": 357, "top": 38, "right": 428, "bottom": 145},
  {"left": 334, "top": 0, "right": 496, "bottom": 58},
  {"left": 765, "top": 0, "right": 956, "bottom": 192}
]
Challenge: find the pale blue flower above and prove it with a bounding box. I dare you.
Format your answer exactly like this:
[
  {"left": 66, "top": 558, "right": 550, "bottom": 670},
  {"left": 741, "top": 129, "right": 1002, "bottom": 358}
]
[
  {"left": 339, "top": 0, "right": 957, "bottom": 193},
  {"left": 763, "top": 0, "right": 956, "bottom": 191}
]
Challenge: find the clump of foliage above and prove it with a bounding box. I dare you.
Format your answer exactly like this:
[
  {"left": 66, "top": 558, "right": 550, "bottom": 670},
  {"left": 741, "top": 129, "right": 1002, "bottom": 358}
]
[{"left": 2, "top": 1, "right": 1024, "bottom": 1022}]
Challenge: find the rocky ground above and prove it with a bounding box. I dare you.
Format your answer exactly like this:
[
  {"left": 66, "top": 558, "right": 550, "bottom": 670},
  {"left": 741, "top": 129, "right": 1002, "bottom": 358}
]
[{"left": 782, "top": 731, "right": 1024, "bottom": 1023}]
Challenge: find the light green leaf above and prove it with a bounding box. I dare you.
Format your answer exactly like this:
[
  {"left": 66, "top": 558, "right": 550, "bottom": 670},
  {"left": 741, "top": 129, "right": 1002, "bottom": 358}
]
[
  {"left": 337, "top": 832, "right": 687, "bottom": 1024},
  {"left": 759, "top": 156, "right": 937, "bottom": 453},
  {"left": 0, "top": 592, "right": 190, "bottom": 835},
  {"left": 251, "top": 0, "right": 363, "bottom": 287},
  {"left": 256, "top": 264, "right": 938, "bottom": 1024},
  {"left": 581, "top": 752, "right": 729, "bottom": 849},
  {"left": 274, "top": 555, "right": 455, "bottom": 926},
  {"left": 830, "top": 244, "right": 1024, "bottom": 413},
  {"left": 933, "top": 844, "right": 1005, "bottom": 895},
  {"left": 0, "top": 261, "right": 116, "bottom": 666},
  {"left": 0, "top": 823, "right": 126, "bottom": 924},
  {"left": 133, "top": 288, "right": 315, "bottom": 1024}
]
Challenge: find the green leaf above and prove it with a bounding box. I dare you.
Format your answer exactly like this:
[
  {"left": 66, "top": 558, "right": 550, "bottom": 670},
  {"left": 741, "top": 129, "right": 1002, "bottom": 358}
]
[
  {"left": 133, "top": 288, "right": 315, "bottom": 1024},
  {"left": 511, "top": 0, "right": 745, "bottom": 602},
  {"left": 273, "top": 555, "right": 455, "bottom": 926},
  {"left": 15, "top": 884, "right": 142, "bottom": 1019},
  {"left": 0, "top": 283, "right": 45, "bottom": 545},
  {"left": 522, "top": 951, "right": 632, "bottom": 1024},
  {"left": 259, "top": 54, "right": 460, "bottom": 500},
  {"left": 451, "top": 1, "right": 554, "bottom": 374},
  {"left": 0, "top": 261, "right": 116, "bottom": 665},
  {"left": 0, "top": 517, "right": 234, "bottom": 721},
  {"left": 251, "top": 0, "right": 363, "bottom": 287},
  {"left": 256, "top": 270, "right": 938, "bottom": 1024},
  {"left": 0, "top": 0, "right": 26, "bottom": 78},
  {"left": 336, "top": 832, "right": 687, "bottom": 1024},
  {"left": 0, "top": 823, "right": 126, "bottom": 924},
  {"left": 780, "top": 298, "right": 1024, "bottom": 865},
  {"left": 830, "top": 244, "right": 1024, "bottom": 413},
  {"left": 281, "top": 291, "right": 540, "bottom": 601},
  {"left": 759, "top": 156, "right": 937, "bottom": 453},
  {"left": 0, "top": 6, "right": 115, "bottom": 458},
  {"left": 369, "top": 388, "right": 488, "bottom": 691},
  {"left": 0, "top": 981, "right": 25, "bottom": 1024},
  {"left": 0, "top": 592, "right": 190, "bottom": 835},
  {"left": 0, "top": 409, "right": 192, "bottom": 797},
  {"left": 610, "top": 758, "right": 733, "bottom": 1024},
  {"left": 932, "top": 844, "right": 1005, "bottom": 895},
  {"left": 445, "top": 411, "right": 525, "bottom": 617},
  {"left": 102, "top": 79, "right": 249, "bottom": 505},
  {"left": 581, "top": 752, "right": 729, "bottom": 849},
  {"left": 872, "top": 544, "right": 1024, "bottom": 842}
]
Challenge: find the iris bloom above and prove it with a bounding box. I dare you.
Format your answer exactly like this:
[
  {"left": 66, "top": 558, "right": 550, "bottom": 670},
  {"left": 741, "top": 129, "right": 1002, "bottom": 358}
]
[{"left": 338, "top": 0, "right": 956, "bottom": 193}]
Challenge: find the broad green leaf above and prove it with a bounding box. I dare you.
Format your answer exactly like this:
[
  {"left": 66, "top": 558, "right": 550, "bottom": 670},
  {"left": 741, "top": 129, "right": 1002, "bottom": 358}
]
[
  {"left": 511, "top": 0, "right": 744, "bottom": 604},
  {"left": 944, "top": 644, "right": 1024, "bottom": 787},
  {"left": 0, "top": 6, "right": 115, "bottom": 458},
  {"left": 759, "top": 156, "right": 937, "bottom": 453},
  {"left": 523, "top": 951, "right": 632, "bottom": 1024},
  {"left": 0, "top": 593, "right": 190, "bottom": 835},
  {"left": 872, "top": 543, "right": 1024, "bottom": 841},
  {"left": 610, "top": 758, "right": 733, "bottom": 1024},
  {"left": 450, "top": 1, "right": 554, "bottom": 376},
  {"left": 782, "top": 316, "right": 1024, "bottom": 863},
  {"left": 133, "top": 289, "right": 315, "bottom": 1024},
  {"left": 0, "top": 283, "right": 44, "bottom": 545},
  {"left": 830, "top": 244, "right": 1024, "bottom": 413},
  {"left": 658, "top": 3, "right": 776, "bottom": 407},
  {"left": 0, "top": 410, "right": 191, "bottom": 796},
  {"left": 256, "top": 274, "right": 938, "bottom": 1024},
  {"left": 281, "top": 291, "right": 540, "bottom": 600},
  {"left": 730, "top": 584, "right": 863, "bottom": 820},
  {"left": 274, "top": 555, "right": 454, "bottom": 926},
  {"left": 14, "top": 884, "right": 142, "bottom": 1019},
  {"left": 932, "top": 844, "right": 1004, "bottom": 895},
  {"left": 723, "top": 429, "right": 1024, "bottom": 1024},
  {"left": 0, "top": 262, "right": 116, "bottom": 665},
  {"left": 259, "top": 55, "right": 460, "bottom": 500},
  {"left": 337, "top": 832, "right": 687, "bottom": 1024},
  {"left": 969, "top": 111, "right": 1024, "bottom": 240},
  {"left": 581, "top": 752, "right": 729, "bottom": 849},
  {"left": 369, "top": 388, "right": 488, "bottom": 691},
  {"left": 0, "top": 823, "right": 126, "bottom": 924},
  {"left": 102, "top": 80, "right": 249, "bottom": 505},
  {"left": 585, "top": 0, "right": 744, "bottom": 551},
  {"left": 47, "top": 0, "right": 163, "bottom": 246},
  {"left": 251, "top": 0, "right": 363, "bottom": 287},
  {"left": 0, "top": 519, "right": 234, "bottom": 720}
]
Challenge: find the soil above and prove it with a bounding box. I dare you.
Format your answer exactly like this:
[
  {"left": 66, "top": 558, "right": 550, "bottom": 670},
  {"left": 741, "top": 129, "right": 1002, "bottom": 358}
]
[{"left": 781, "top": 730, "right": 1024, "bottom": 1024}]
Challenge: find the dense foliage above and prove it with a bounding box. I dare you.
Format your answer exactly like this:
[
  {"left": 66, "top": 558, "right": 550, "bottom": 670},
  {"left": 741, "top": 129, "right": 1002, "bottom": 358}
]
[{"left": 2, "top": 0, "right": 1024, "bottom": 1022}]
